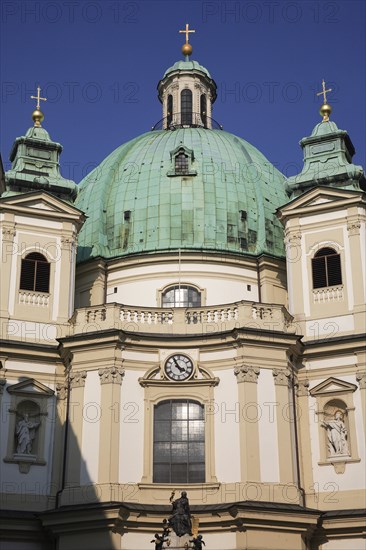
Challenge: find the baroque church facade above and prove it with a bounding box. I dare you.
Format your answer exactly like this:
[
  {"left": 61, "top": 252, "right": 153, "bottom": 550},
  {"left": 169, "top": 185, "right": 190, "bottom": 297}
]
[{"left": 0, "top": 29, "right": 365, "bottom": 550}]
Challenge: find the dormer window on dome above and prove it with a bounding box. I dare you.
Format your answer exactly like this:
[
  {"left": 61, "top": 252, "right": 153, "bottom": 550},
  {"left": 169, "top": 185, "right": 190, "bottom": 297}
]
[{"left": 168, "top": 146, "right": 197, "bottom": 177}]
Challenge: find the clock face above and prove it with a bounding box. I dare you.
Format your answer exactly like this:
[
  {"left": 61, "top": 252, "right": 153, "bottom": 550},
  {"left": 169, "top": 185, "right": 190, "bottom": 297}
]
[{"left": 164, "top": 354, "right": 194, "bottom": 381}]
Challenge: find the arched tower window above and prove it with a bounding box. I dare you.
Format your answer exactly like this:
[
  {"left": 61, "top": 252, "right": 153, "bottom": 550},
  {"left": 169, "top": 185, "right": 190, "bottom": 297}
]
[
  {"left": 200, "top": 94, "right": 207, "bottom": 127},
  {"left": 312, "top": 247, "right": 342, "bottom": 289},
  {"left": 153, "top": 399, "right": 205, "bottom": 483},
  {"left": 20, "top": 252, "right": 50, "bottom": 293},
  {"left": 167, "top": 94, "right": 173, "bottom": 126},
  {"left": 162, "top": 285, "right": 201, "bottom": 307},
  {"left": 181, "top": 89, "right": 192, "bottom": 125}
]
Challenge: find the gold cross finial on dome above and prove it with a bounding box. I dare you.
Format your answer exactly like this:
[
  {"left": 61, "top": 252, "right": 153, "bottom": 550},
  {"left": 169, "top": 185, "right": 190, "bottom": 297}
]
[
  {"left": 179, "top": 23, "right": 195, "bottom": 43},
  {"left": 317, "top": 79, "right": 332, "bottom": 122},
  {"left": 30, "top": 85, "right": 47, "bottom": 127},
  {"left": 31, "top": 85, "right": 47, "bottom": 110},
  {"left": 317, "top": 79, "right": 332, "bottom": 104},
  {"left": 179, "top": 23, "right": 195, "bottom": 57}
]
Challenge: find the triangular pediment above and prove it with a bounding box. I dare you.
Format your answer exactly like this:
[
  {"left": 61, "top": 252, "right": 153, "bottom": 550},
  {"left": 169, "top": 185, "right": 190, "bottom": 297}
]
[
  {"left": 0, "top": 191, "right": 83, "bottom": 216},
  {"left": 278, "top": 186, "right": 364, "bottom": 218},
  {"left": 7, "top": 378, "right": 54, "bottom": 398},
  {"left": 309, "top": 377, "right": 357, "bottom": 397}
]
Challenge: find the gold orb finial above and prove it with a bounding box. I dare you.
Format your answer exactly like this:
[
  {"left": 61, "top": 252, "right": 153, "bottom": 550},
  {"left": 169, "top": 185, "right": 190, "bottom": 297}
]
[
  {"left": 32, "top": 109, "right": 45, "bottom": 128},
  {"left": 179, "top": 23, "right": 195, "bottom": 58},
  {"left": 316, "top": 79, "right": 332, "bottom": 122},
  {"left": 182, "top": 43, "right": 193, "bottom": 56},
  {"left": 30, "top": 85, "right": 47, "bottom": 127}
]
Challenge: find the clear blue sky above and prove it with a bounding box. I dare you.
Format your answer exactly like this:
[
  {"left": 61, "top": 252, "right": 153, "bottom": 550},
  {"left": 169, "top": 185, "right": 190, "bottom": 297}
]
[{"left": 1, "top": 0, "right": 365, "bottom": 182}]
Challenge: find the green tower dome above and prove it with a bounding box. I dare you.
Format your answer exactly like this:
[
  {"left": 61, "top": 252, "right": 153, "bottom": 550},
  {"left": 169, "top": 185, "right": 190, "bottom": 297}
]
[{"left": 75, "top": 128, "right": 288, "bottom": 263}]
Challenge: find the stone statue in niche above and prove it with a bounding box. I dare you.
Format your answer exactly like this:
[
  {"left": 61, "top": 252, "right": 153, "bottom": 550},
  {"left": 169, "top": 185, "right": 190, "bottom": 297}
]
[
  {"left": 321, "top": 410, "right": 350, "bottom": 456},
  {"left": 168, "top": 491, "right": 193, "bottom": 537},
  {"left": 16, "top": 413, "right": 40, "bottom": 454}
]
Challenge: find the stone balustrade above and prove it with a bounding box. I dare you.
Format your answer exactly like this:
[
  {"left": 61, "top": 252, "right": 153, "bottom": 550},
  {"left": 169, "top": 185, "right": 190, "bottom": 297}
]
[
  {"left": 18, "top": 290, "right": 50, "bottom": 307},
  {"left": 312, "top": 285, "right": 344, "bottom": 304},
  {"left": 68, "top": 300, "right": 294, "bottom": 336}
]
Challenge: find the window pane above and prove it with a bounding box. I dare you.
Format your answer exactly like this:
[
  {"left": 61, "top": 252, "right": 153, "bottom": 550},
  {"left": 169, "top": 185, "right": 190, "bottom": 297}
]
[
  {"left": 154, "top": 401, "right": 171, "bottom": 420},
  {"left": 189, "top": 421, "right": 205, "bottom": 440},
  {"left": 189, "top": 442, "right": 205, "bottom": 461},
  {"left": 181, "top": 90, "right": 192, "bottom": 125},
  {"left": 154, "top": 421, "right": 171, "bottom": 441},
  {"left": 189, "top": 402, "right": 204, "bottom": 419},
  {"left": 171, "top": 463, "right": 188, "bottom": 483},
  {"left": 154, "top": 442, "right": 170, "bottom": 462},
  {"left": 154, "top": 463, "right": 170, "bottom": 483},
  {"left": 172, "top": 421, "right": 188, "bottom": 441},
  {"left": 172, "top": 401, "right": 188, "bottom": 420},
  {"left": 188, "top": 463, "right": 205, "bottom": 483},
  {"left": 171, "top": 443, "right": 187, "bottom": 462}
]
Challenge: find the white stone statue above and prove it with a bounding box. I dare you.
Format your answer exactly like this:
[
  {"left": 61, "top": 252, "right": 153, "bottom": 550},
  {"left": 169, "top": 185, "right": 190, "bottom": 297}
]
[
  {"left": 16, "top": 413, "right": 40, "bottom": 454},
  {"left": 321, "top": 410, "right": 350, "bottom": 457}
]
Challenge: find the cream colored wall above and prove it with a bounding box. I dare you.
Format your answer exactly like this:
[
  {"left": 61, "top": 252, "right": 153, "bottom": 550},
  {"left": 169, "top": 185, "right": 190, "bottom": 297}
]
[
  {"left": 107, "top": 261, "right": 259, "bottom": 307},
  {"left": 322, "top": 539, "right": 366, "bottom": 549},
  {"left": 80, "top": 370, "right": 101, "bottom": 485},
  {"left": 119, "top": 369, "right": 144, "bottom": 484},
  {"left": 212, "top": 368, "right": 241, "bottom": 483},
  {"left": 257, "top": 368, "right": 280, "bottom": 483}
]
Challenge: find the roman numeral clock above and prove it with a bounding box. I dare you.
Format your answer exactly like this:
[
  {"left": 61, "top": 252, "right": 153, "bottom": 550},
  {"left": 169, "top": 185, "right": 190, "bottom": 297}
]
[{"left": 164, "top": 354, "right": 194, "bottom": 381}]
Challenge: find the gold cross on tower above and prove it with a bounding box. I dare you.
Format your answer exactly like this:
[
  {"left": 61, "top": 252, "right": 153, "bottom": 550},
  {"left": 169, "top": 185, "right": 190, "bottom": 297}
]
[
  {"left": 317, "top": 79, "right": 332, "bottom": 104},
  {"left": 179, "top": 23, "right": 195, "bottom": 44},
  {"left": 31, "top": 85, "right": 47, "bottom": 110},
  {"left": 316, "top": 79, "right": 332, "bottom": 122},
  {"left": 179, "top": 23, "right": 195, "bottom": 57}
]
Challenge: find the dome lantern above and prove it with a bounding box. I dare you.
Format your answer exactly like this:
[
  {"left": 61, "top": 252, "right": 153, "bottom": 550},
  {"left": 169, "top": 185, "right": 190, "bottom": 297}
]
[{"left": 157, "top": 25, "right": 217, "bottom": 130}]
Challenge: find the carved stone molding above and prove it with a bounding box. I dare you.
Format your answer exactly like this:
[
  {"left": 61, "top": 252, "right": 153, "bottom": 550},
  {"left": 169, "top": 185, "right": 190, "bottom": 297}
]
[
  {"left": 284, "top": 230, "right": 301, "bottom": 246},
  {"left": 98, "top": 366, "right": 125, "bottom": 385},
  {"left": 296, "top": 379, "right": 309, "bottom": 397},
  {"left": 2, "top": 225, "right": 16, "bottom": 241},
  {"left": 56, "top": 383, "right": 68, "bottom": 400},
  {"left": 347, "top": 219, "right": 361, "bottom": 236},
  {"left": 272, "top": 368, "right": 292, "bottom": 387},
  {"left": 356, "top": 372, "right": 366, "bottom": 389},
  {"left": 234, "top": 365, "right": 260, "bottom": 383},
  {"left": 69, "top": 371, "right": 87, "bottom": 389}
]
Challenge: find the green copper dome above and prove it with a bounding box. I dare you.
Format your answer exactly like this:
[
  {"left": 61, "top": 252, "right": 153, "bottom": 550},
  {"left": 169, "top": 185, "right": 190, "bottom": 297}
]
[
  {"left": 75, "top": 128, "right": 288, "bottom": 263},
  {"left": 163, "top": 60, "right": 211, "bottom": 79}
]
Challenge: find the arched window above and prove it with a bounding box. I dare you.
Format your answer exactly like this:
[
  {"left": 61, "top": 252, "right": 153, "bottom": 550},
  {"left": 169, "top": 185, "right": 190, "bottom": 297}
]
[
  {"left": 167, "top": 94, "right": 173, "bottom": 126},
  {"left": 200, "top": 94, "right": 207, "bottom": 127},
  {"left": 181, "top": 89, "right": 192, "bottom": 125},
  {"left": 174, "top": 152, "right": 189, "bottom": 175},
  {"left": 153, "top": 400, "right": 205, "bottom": 483},
  {"left": 162, "top": 285, "right": 201, "bottom": 307},
  {"left": 20, "top": 252, "right": 50, "bottom": 293},
  {"left": 312, "top": 247, "right": 342, "bottom": 289}
]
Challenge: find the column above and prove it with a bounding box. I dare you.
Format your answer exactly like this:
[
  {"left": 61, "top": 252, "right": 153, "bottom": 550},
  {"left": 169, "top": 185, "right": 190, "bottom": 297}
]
[
  {"left": 234, "top": 364, "right": 261, "bottom": 481},
  {"left": 272, "top": 368, "right": 296, "bottom": 484},
  {"left": 294, "top": 378, "right": 314, "bottom": 500},
  {"left": 0, "top": 224, "right": 16, "bottom": 320},
  {"left": 98, "top": 366, "right": 125, "bottom": 484}
]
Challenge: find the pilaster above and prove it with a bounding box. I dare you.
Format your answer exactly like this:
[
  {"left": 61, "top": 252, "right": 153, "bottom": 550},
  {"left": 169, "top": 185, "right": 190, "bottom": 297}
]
[
  {"left": 234, "top": 364, "right": 261, "bottom": 482},
  {"left": 272, "top": 368, "right": 296, "bottom": 484},
  {"left": 65, "top": 371, "right": 87, "bottom": 485}
]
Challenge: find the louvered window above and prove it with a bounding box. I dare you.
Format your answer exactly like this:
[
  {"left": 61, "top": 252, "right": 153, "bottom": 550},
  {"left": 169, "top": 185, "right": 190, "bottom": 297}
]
[
  {"left": 312, "top": 247, "right": 342, "bottom": 289},
  {"left": 181, "top": 89, "right": 192, "bottom": 125},
  {"left": 20, "top": 252, "right": 50, "bottom": 293}
]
